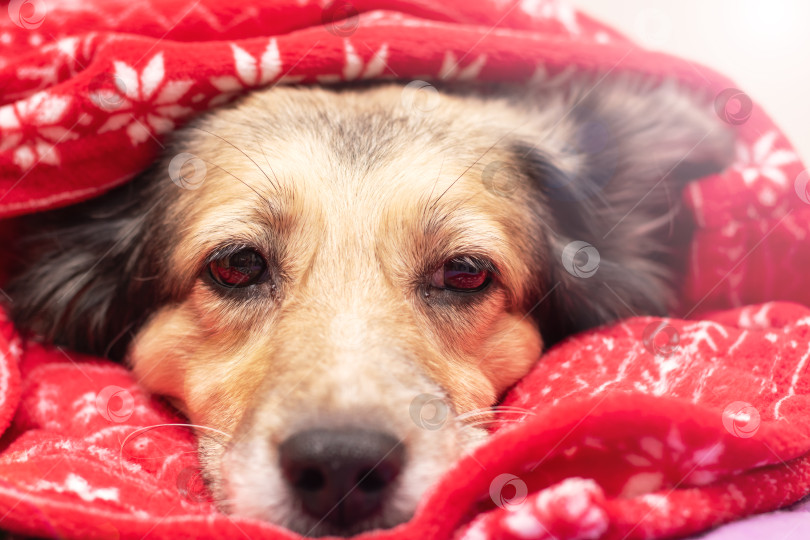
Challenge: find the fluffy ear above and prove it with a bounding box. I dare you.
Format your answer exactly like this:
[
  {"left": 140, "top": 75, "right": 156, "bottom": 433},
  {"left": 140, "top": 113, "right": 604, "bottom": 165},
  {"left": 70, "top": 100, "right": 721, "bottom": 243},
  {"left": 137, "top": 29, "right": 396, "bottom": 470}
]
[
  {"left": 514, "top": 76, "right": 736, "bottom": 346},
  {"left": 7, "top": 177, "right": 166, "bottom": 359}
]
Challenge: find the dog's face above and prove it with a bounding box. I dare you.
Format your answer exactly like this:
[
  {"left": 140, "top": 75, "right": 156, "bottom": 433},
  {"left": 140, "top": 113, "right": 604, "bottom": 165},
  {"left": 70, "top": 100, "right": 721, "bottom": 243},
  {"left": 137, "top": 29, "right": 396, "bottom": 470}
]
[
  {"left": 9, "top": 81, "right": 733, "bottom": 536},
  {"left": 130, "top": 86, "right": 548, "bottom": 534}
]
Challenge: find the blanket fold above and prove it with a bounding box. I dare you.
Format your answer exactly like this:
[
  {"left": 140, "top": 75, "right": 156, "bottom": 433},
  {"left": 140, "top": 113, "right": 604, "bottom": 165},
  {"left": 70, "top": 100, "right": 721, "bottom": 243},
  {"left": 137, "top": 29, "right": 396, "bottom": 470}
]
[{"left": 1, "top": 0, "right": 809, "bottom": 538}]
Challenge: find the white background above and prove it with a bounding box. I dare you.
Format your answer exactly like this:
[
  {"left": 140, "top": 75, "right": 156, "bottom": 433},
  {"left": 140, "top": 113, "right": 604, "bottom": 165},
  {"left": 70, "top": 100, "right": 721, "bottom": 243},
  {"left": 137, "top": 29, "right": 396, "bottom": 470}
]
[{"left": 571, "top": 0, "right": 810, "bottom": 163}]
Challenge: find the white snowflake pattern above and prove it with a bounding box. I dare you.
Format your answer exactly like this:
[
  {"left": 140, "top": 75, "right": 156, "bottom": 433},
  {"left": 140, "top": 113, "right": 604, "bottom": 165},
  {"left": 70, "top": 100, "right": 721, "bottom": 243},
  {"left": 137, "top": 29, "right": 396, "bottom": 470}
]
[
  {"left": 14, "top": 37, "right": 88, "bottom": 98},
  {"left": 210, "top": 39, "right": 287, "bottom": 94},
  {"left": 0, "top": 91, "right": 76, "bottom": 169},
  {"left": 93, "top": 53, "right": 194, "bottom": 145},
  {"left": 439, "top": 51, "right": 486, "bottom": 81},
  {"left": 316, "top": 41, "right": 389, "bottom": 84},
  {"left": 528, "top": 64, "right": 577, "bottom": 88},
  {"left": 734, "top": 131, "right": 800, "bottom": 206}
]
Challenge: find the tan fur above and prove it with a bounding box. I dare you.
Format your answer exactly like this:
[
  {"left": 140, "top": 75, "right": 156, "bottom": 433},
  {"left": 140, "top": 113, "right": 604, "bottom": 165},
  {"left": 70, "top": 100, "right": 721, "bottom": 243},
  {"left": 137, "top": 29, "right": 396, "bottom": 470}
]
[{"left": 122, "top": 80, "right": 733, "bottom": 535}]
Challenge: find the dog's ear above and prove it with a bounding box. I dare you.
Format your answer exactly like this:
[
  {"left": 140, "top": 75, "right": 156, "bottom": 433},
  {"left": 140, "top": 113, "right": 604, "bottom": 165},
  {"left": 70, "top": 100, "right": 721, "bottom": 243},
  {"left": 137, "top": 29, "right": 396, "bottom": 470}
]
[
  {"left": 7, "top": 177, "right": 165, "bottom": 359},
  {"left": 513, "top": 76, "right": 736, "bottom": 346}
]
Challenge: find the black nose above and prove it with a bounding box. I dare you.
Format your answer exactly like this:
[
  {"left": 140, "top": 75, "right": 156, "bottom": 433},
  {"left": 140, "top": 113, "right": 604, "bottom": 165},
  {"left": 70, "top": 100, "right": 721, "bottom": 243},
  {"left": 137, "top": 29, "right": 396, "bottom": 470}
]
[{"left": 279, "top": 428, "right": 404, "bottom": 529}]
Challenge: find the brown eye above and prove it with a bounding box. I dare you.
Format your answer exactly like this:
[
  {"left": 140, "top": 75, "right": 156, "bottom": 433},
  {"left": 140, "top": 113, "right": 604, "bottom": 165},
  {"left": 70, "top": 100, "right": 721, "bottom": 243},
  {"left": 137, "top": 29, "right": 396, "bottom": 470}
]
[
  {"left": 430, "top": 257, "right": 492, "bottom": 292},
  {"left": 208, "top": 248, "right": 267, "bottom": 288}
]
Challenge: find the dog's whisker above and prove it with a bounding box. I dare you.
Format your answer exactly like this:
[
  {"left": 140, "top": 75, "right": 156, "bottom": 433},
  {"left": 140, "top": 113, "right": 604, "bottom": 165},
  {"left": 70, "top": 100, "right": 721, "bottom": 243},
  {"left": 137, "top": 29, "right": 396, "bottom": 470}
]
[
  {"left": 121, "top": 449, "right": 200, "bottom": 463},
  {"left": 459, "top": 416, "right": 527, "bottom": 429},
  {"left": 426, "top": 155, "right": 445, "bottom": 205},
  {"left": 457, "top": 421, "right": 496, "bottom": 431},
  {"left": 458, "top": 410, "right": 536, "bottom": 422},
  {"left": 190, "top": 127, "right": 280, "bottom": 191},
  {"left": 455, "top": 406, "right": 537, "bottom": 422},
  {"left": 254, "top": 135, "right": 282, "bottom": 192},
  {"left": 456, "top": 410, "right": 495, "bottom": 422},
  {"left": 103, "top": 320, "right": 136, "bottom": 358},
  {"left": 197, "top": 157, "right": 280, "bottom": 217},
  {"left": 189, "top": 128, "right": 282, "bottom": 213},
  {"left": 118, "top": 423, "right": 230, "bottom": 474},
  {"left": 430, "top": 119, "right": 533, "bottom": 211},
  {"left": 430, "top": 142, "right": 497, "bottom": 212},
  {"left": 455, "top": 406, "right": 538, "bottom": 433},
  {"left": 457, "top": 413, "right": 535, "bottom": 432},
  {"left": 491, "top": 406, "right": 538, "bottom": 414}
]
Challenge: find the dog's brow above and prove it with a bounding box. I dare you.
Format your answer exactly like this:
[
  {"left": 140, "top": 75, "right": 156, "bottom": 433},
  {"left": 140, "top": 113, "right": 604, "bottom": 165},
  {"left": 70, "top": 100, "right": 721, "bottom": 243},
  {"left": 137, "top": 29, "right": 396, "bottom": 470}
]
[
  {"left": 417, "top": 198, "right": 510, "bottom": 260},
  {"left": 201, "top": 159, "right": 285, "bottom": 219},
  {"left": 192, "top": 127, "right": 282, "bottom": 194}
]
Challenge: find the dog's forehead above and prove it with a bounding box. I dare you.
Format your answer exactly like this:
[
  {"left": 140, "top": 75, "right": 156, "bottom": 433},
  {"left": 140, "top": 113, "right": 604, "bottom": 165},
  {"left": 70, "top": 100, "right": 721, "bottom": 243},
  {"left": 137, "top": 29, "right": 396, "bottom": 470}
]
[
  {"left": 164, "top": 86, "right": 538, "bottom": 284},
  {"left": 172, "top": 137, "right": 522, "bottom": 241},
  {"left": 173, "top": 91, "right": 532, "bottom": 224},
  {"left": 188, "top": 105, "right": 497, "bottom": 191}
]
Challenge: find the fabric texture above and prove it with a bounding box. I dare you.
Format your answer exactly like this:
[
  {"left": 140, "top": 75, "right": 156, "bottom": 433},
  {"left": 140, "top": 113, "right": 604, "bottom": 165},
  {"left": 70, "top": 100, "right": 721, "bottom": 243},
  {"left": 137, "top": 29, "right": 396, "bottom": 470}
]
[{"left": 1, "top": 0, "right": 809, "bottom": 538}]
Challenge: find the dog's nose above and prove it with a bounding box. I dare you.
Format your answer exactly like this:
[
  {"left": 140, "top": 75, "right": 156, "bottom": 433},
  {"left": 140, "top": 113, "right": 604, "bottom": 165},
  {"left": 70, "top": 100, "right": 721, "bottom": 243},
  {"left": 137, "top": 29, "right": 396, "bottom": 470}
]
[{"left": 279, "top": 428, "right": 404, "bottom": 529}]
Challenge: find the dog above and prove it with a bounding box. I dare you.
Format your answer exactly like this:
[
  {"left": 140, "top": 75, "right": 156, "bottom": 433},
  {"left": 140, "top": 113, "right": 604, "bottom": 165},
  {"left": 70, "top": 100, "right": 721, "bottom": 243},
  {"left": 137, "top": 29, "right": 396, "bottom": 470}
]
[{"left": 7, "top": 76, "right": 733, "bottom": 536}]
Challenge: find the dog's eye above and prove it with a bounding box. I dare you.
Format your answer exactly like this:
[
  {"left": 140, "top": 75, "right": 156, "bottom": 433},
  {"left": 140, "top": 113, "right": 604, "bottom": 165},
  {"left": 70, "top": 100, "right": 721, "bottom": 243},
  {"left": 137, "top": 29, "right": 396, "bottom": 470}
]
[
  {"left": 208, "top": 248, "right": 267, "bottom": 288},
  {"left": 430, "top": 257, "right": 492, "bottom": 292}
]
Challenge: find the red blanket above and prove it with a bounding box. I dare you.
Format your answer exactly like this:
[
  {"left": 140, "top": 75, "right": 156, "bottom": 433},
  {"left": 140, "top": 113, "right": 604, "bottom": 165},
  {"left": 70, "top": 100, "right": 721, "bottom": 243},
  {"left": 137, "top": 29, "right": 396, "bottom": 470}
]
[{"left": 1, "top": 0, "right": 810, "bottom": 538}]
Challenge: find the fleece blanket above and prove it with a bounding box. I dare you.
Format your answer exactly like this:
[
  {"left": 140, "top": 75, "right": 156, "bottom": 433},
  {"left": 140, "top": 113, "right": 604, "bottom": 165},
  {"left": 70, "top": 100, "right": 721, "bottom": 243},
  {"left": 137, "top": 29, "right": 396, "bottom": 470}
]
[{"left": 1, "top": 0, "right": 810, "bottom": 538}]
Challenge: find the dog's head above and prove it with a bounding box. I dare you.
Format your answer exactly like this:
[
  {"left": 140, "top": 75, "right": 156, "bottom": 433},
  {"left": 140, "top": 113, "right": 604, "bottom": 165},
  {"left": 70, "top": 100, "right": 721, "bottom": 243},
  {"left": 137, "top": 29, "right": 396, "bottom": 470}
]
[{"left": 8, "top": 79, "right": 733, "bottom": 535}]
